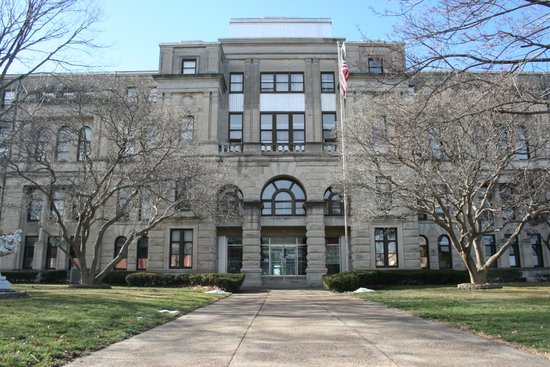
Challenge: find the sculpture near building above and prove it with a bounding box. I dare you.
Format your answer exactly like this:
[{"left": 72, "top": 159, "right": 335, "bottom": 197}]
[{"left": 0, "top": 230, "right": 22, "bottom": 290}]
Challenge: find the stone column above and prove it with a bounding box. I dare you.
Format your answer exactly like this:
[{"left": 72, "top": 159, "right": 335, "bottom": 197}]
[
  {"left": 306, "top": 201, "right": 326, "bottom": 286},
  {"left": 241, "top": 201, "right": 262, "bottom": 287},
  {"left": 350, "top": 223, "right": 371, "bottom": 269}
]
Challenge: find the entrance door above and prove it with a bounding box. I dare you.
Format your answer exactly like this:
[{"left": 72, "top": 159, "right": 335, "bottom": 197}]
[{"left": 269, "top": 246, "right": 297, "bottom": 276}]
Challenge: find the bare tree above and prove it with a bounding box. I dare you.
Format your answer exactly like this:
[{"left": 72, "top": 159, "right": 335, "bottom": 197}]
[
  {"left": 387, "top": 0, "right": 550, "bottom": 73},
  {"left": 0, "top": 0, "right": 100, "bottom": 115},
  {"left": 344, "top": 74, "right": 550, "bottom": 284},
  {"left": 4, "top": 74, "right": 224, "bottom": 285}
]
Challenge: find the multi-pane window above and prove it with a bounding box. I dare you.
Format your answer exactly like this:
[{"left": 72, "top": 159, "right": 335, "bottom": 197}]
[
  {"left": 375, "top": 176, "right": 392, "bottom": 211},
  {"left": 217, "top": 185, "right": 244, "bottom": 218},
  {"left": 506, "top": 234, "right": 521, "bottom": 268},
  {"left": 230, "top": 73, "right": 244, "bottom": 93},
  {"left": 482, "top": 234, "right": 497, "bottom": 268},
  {"left": 260, "top": 73, "right": 304, "bottom": 93},
  {"left": 325, "top": 236, "right": 341, "bottom": 274},
  {"left": 438, "top": 235, "right": 452, "bottom": 269},
  {"left": 374, "top": 227, "right": 398, "bottom": 268},
  {"left": 2, "top": 90, "right": 15, "bottom": 108},
  {"left": 170, "top": 229, "right": 193, "bottom": 269},
  {"left": 322, "top": 113, "right": 336, "bottom": 142},
  {"left": 324, "top": 187, "right": 344, "bottom": 216},
  {"left": 114, "top": 236, "right": 128, "bottom": 270},
  {"left": 56, "top": 126, "right": 71, "bottom": 161},
  {"left": 372, "top": 116, "right": 387, "bottom": 140},
  {"left": 260, "top": 113, "right": 305, "bottom": 145},
  {"left": 117, "top": 189, "right": 131, "bottom": 220},
  {"left": 321, "top": 72, "right": 335, "bottom": 93},
  {"left": 516, "top": 126, "right": 530, "bottom": 160},
  {"left": 77, "top": 126, "right": 92, "bottom": 161},
  {"left": 127, "top": 87, "right": 137, "bottom": 103},
  {"left": 51, "top": 190, "right": 65, "bottom": 218},
  {"left": 0, "top": 127, "right": 10, "bottom": 158},
  {"left": 34, "top": 130, "right": 48, "bottom": 161},
  {"left": 530, "top": 234, "right": 544, "bottom": 267},
  {"left": 429, "top": 128, "right": 442, "bottom": 160},
  {"left": 46, "top": 236, "right": 59, "bottom": 269},
  {"left": 227, "top": 236, "right": 243, "bottom": 273},
  {"left": 137, "top": 236, "right": 148, "bottom": 270},
  {"left": 181, "top": 115, "right": 194, "bottom": 141},
  {"left": 368, "top": 58, "right": 384, "bottom": 74},
  {"left": 139, "top": 188, "right": 151, "bottom": 221},
  {"left": 261, "top": 178, "right": 306, "bottom": 216},
  {"left": 148, "top": 87, "right": 157, "bottom": 103},
  {"left": 175, "top": 178, "right": 192, "bottom": 211},
  {"left": 229, "top": 113, "right": 243, "bottom": 142},
  {"left": 419, "top": 236, "right": 430, "bottom": 269},
  {"left": 27, "top": 189, "right": 42, "bottom": 221},
  {"left": 23, "top": 236, "right": 38, "bottom": 269},
  {"left": 182, "top": 60, "right": 196, "bottom": 75}
]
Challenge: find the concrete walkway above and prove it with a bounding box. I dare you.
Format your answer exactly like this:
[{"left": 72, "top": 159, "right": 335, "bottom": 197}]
[{"left": 65, "top": 289, "right": 550, "bottom": 367}]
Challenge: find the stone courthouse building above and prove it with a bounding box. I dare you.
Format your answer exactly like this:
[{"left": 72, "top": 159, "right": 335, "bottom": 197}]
[{"left": 0, "top": 18, "right": 548, "bottom": 286}]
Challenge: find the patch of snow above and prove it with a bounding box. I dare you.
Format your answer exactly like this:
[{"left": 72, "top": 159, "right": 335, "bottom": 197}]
[
  {"left": 205, "top": 289, "right": 227, "bottom": 294},
  {"left": 353, "top": 287, "right": 375, "bottom": 293},
  {"left": 158, "top": 309, "right": 180, "bottom": 314}
]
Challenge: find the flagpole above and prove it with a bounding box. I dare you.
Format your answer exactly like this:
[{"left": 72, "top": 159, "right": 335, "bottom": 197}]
[{"left": 337, "top": 41, "right": 350, "bottom": 271}]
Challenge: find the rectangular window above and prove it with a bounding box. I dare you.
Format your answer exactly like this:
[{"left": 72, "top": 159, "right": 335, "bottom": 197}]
[
  {"left": 376, "top": 176, "right": 392, "bottom": 211},
  {"left": 181, "top": 115, "right": 194, "bottom": 141},
  {"left": 325, "top": 236, "right": 340, "bottom": 274},
  {"left": 137, "top": 237, "right": 148, "bottom": 270},
  {"left": 139, "top": 188, "right": 151, "bottom": 221},
  {"left": 2, "top": 90, "right": 15, "bottom": 108},
  {"left": 260, "top": 113, "right": 305, "bottom": 146},
  {"left": 516, "top": 126, "right": 530, "bottom": 160},
  {"left": 322, "top": 113, "right": 336, "bottom": 142},
  {"left": 170, "top": 229, "right": 193, "bottom": 269},
  {"left": 182, "top": 60, "right": 196, "bottom": 75},
  {"left": 321, "top": 72, "right": 335, "bottom": 93},
  {"left": 0, "top": 127, "right": 10, "bottom": 158},
  {"left": 506, "top": 234, "right": 520, "bottom": 268},
  {"left": 229, "top": 113, "right": 243, "bottom": 142},
  {"left": 368, "top": 58, "right": 384, "bottom": 74},
  {"left": 530, "top": 234, "right": 544, "bottom": 267},
  {"left": 46, "top": 236, "right": 59, "bottom": 269},
  {"left": 23, "top": 236, "right": 38, "bottom": 269},
  {"left": 51, "top": 190, "right": 65, "bottom": 218},
  {"left": 373, "top": 116, "right": 387, "bottom": 140},
  {"left": 227, "top": 236, "right": 242, "bottom": 273},
  {"left": 260, "top": 73, "right": 304, "bottom": 93},
  {"left": 148, "top": 87, "right": 157, "bottom": 103},
  {"left": 482, "top": 234, "right": 497, "bottom": 268},
  {"left": 374, "top": 228, "right": 398, "bottom": 268},
  {"left": 230, "top": 73, "right": 244, "bottom": 93},
  {"left": 127, "top": 87, "right": 137, "bottom": 103},
  {"left": 175, "top": 179, "right": 192, "bottom": 211},
  {"left": 117, "top": 189, "right": 131, "bottom": 221},
  {"left": 27, "top": 189, "right": 42, "bottom": 221}
]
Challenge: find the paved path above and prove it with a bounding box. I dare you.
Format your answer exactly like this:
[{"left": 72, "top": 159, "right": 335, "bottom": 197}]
[{"left": 65, "top": 289, "right": 550, "bottom": 367}]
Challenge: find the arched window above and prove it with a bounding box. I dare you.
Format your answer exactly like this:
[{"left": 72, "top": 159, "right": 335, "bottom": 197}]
[
  {"left": 34, "top": 130, "right": 49, "bottom": 161},
  {"left": 419, "top": 235, "right": 429, "bottom": 269},
  {"left": 438, "top": 235, "right": 452, "bottom": 269},
  {"left": 137, "top": 236, "right": 148, "bottom": 270},
  {"left": 261, "top": 178, "right": 306, "bottom": 216},
  {"left": 324, "top": 187, "right": 344, "bottom": 216},
  {"left": 56, "top": 126, "right": 71, "bottom": 161},
  {"left": 77, "top": 126, "right": 92, "bottom": 161},
  {"left": 114, "top": 236, "right": 128, "bottom": 270},
  {"left": 217, "top": 185, "right": 244, "bottom": 218}
]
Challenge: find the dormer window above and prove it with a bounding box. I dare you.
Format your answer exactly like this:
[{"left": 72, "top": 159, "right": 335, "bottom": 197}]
[
  {"left": 182, "top": 60, "right": 197, "bottom": 75},
  {"left": 368, "top": 58, "right": 383, "bottom": 74}
]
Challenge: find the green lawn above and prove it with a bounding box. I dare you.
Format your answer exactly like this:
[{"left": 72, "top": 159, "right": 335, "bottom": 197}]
[
  {"left": 355, "top": 283, "right": 550, "bottom": 355},
  {"left": 0, "top": 285, "right": 226, "bottom": 367}
]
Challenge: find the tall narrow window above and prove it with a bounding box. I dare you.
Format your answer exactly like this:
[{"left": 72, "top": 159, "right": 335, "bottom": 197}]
[
  {"left": 139, "top": 188, "right": 151, "bottom": 221},
  {"left": 175, "top": 178, "right": 192, "bottom": 211},
  {"left": 77, "top": 126, "right": 92, "bottom": 161},
  {"left": 181, "top": 115, "right": 194, "bottom": 141},
  {"left": 2, "top": 90, "right": 15, "bottom": 108},
  {"left": 429, "top": 128, "right": 442, "bottom": 160},
  {"left": 419, "top": 235, "right": 430, "bottom": 269},
  {"left": 23, "top": 236, "right": 38, "bottom": 269},
  {"left": 438, "top": 235, "right": 452, "bottom": 269},
  {"left": 182, "top": 60, "right": 196, "bottom": 74},
  {"left": 137, "top": 236, "right": 148, "bottom": 270},
  {"left": 482, "top": 234, "right": 497, "bottom": 268},
  {"left": 46, "top": 237, "right": 59, "bottom": 269},
  {"left": 227, "top": 236, "right": 243, "bottom": 273},
  {"left": 368, "top": 58, "right": 383, "bottom": 74},
  {"left": 229, "top": 113, "right": 243, "bottom": 142},
  {"left": 148, "top": 87, "right": 157, "bottom": 103},
  {"left": 321, "top": 72, "right": 335, "bottom": 93},
  {"left": 56, "top": 126, "right": 71, "bottom": 161},
  {"left": 114, "top": 236, "right": 128, "bottom": 270},
  {"left": 34, "top": 130, "right": 49, "bottom": 161},
  {"left": 117, "top": 189, "right": 131, "bottom": 220},
  {"left": 375, "top": 176, "right": 392, "bottom": 211},
  {"left": 325, "top": 236, "right": 341, "bottom": 274},
  {"left": 324, "top": 187, "right": 344, "bottom": 216},
  {"left": 27, "top": 189, "right": 42, "bottom": 221},
  {"left": 506, "top": 234, "right": 521, "bottom": 268},
  {"left": 322, "top": 113, "right": 336, "bottom": 142},
  {"left": 51, "top": 190, "right": 65, "bottom": 218},
  {"left": 127, "top": 87, "right": 137, "bottom": 103},
  {"left": 170, "top": 229, "right": 193, "bottom": 269},
  {"left": 0, "top": 127, "right": 10, "bottom": 158},
  {"left": 530, "top": 234, "right": 544, "bottom": 267},
  {"left": 516, "top": 126, "right": 530, "bottom": 160},
  {"left": 374, "top": 228, "right": 398, "bottom": 268},
  {"left": 230, "top": 73, "right": 244, "bottom": 93},
  {"left": 372, "top": 116, "right": 387, "bottom": 140}
]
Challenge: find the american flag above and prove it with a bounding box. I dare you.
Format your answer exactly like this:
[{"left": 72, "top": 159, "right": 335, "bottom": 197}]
[{"left": 339, "top": 43, "right": 349, "bottom": 98}]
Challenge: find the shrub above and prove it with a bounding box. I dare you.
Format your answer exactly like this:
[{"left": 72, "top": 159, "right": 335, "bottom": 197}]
[
  {"left": 103, "top": 271, "right": 135, "bottom": 285},
  {"left": 125, "top": 272, "right": 171, "bottom": 287},
  {"left": 183, "top": 273, "right": 245, "bottom": 292},
  {"left": 2, "top": 271, "right": 40, "bottom": 283},
  {"left": 40, "top": 270, "right": 67, "bottom": 284},
  {"left": 322, "top": 269, "right": 469, "bottom": 292},
  {"left": 487, "top": 268, "right": 524, "bottom": 283}
]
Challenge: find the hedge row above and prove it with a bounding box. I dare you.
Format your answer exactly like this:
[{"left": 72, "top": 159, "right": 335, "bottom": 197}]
[
  {"left": 125, "top": 272, "right": 246, "bottom": 292},
  {"left": 2, "top": 270, "right": 67, "bottom": 284},
  {"left": 322, "top": 269, "right": 470, "bottom": 292}
]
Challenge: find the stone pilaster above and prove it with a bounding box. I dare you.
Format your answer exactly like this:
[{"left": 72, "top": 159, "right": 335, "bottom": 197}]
[
  {"left": 241, "top": 201, "right": 262, "bottom": 287},
  {"left": 306, "top": 201, "right": 326, "bottom": 286},
  {"left": 350, "top": 224, "right": 371, "bottom": 269}
]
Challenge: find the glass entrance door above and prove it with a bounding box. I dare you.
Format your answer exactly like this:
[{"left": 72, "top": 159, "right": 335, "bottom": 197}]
[{"left": 269, "top": 246, "right": 297, "bottom": 276}]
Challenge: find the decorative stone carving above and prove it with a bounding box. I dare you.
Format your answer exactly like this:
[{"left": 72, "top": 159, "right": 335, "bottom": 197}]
[{"left": 0, "top": 230, "right": 22, "bottom": 290}]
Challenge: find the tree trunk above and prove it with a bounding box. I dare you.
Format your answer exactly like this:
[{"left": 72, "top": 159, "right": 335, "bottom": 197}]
[{"left": 462, "top": 252, "right": 488, "bottom": 285}]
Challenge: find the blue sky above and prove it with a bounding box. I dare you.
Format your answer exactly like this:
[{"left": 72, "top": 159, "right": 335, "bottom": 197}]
[{"left": 85, "top": 0, "right": 399, "bottom": 72}]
